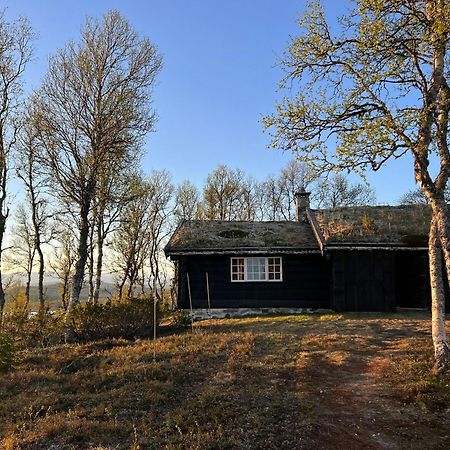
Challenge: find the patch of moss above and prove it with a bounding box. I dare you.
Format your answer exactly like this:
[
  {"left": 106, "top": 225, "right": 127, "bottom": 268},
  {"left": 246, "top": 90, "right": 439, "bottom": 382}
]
[{"left": 218, "top": 229, "right": 249, "bottom": 239}]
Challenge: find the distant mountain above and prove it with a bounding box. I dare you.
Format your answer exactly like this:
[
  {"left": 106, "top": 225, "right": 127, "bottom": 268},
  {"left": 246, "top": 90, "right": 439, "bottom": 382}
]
[
  {"left": 6, "top": 280, "right": 117, "bottom": 311},
  {"left": 5, "top": 272, "right": 117, "bottom": 286}
]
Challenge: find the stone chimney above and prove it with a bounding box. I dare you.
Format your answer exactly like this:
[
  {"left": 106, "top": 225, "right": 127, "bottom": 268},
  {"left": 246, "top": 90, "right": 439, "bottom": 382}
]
[{"left": 294, "top": 190, "right": 311, "bottom": 221}]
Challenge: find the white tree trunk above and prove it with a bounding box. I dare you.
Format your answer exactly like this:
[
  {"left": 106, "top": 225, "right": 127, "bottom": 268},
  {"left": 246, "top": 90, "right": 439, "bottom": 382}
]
[{"left": 429, "top": 217, "right": 450, "bottom": 372}]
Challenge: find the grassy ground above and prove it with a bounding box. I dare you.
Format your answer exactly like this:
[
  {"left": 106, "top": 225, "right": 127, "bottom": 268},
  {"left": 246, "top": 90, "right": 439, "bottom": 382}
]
[{"left": 1, "top": 312, "right": 450, "bottom": 449}]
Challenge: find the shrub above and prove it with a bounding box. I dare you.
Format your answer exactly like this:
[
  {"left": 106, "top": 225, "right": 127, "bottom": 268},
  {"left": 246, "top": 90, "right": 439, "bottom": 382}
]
[
  {"left": 68, "top": 296, "right": 158, "bottom": 342},
  {"left": 26, "top": 312, "right": 65, "bottom": 347},
  {"left": 170, "top": 310, "right": 193, "bottom": 328},
  {"left": 5, "top": 289, "right": 30, "bottom": 334},
  {"left": 0, "top": 332, "right": 18, "bottom": 373},
  {"left": 2, "top": 308, "right": 65, "bottom": 349}
]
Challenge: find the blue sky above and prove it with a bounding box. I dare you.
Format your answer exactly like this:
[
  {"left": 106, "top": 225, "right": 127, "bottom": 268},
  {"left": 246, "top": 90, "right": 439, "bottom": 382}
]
[{"left": 5, "top": 0, "right": 418, "bottom": 204}]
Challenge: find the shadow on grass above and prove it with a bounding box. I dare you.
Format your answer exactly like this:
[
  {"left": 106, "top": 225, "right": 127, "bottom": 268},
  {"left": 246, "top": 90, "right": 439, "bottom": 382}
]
[{"left": 1, "top": 311, "right": 450, "bottom": 449}]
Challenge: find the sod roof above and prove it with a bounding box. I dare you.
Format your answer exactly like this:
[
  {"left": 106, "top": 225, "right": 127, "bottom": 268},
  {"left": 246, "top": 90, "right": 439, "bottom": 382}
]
[
  {"left": 315, "top": 205, "right": 430, "bottom": 247},
  {"left": 165, "top": 205, "right": 432, "bottom": 256},
  {"left": 164, "top": 219, "right": 320, "bottom": 255}
]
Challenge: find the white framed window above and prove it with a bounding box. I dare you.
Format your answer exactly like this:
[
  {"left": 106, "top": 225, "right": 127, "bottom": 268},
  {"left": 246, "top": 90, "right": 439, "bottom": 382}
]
[{"left": 230, "top": 257, "right": 282, "bottom": 282}]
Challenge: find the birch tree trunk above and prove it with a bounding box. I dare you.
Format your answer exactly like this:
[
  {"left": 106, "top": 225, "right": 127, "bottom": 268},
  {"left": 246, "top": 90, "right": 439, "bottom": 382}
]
[
  {"left": 87, "top": 223, "right": 95, "bottom": 303},
  {"left": 25, "top": 269, "right": 32, "bottom": 306},
  {"left": 65, "top": 201, "right": 91, "bottom": 341},
  {"left": 429, "top": 217, "right": 450, "bottom": 373},
  {"left": 36, "top": 245, "right": 45, "bottom": 314},
  {"left": 30, "top": 186, "right": 46, "bottom": 315},
  {"left": 93, "top": 231, "right": 104, "bottom": 304},
  {"left": 70, "top": 206, "right": 90, "bottom": 308},
  {"left": 0, "top": 208, "right": 7, "bottom": 323}
]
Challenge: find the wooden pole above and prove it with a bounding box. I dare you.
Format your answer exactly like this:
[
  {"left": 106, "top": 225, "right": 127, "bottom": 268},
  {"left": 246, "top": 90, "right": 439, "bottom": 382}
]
[
  {"left": 187, "top": 272, "right": 194, "bottom": 332},
  {"left": 206, "top": 272, "right": 211, "bottom": 311},
  {"left": 153, "top": 297, "right": 158, "bottom": 362}
]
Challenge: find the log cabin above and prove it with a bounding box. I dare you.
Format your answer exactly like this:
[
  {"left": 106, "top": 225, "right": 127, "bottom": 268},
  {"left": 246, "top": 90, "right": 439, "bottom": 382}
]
[{"left": 165, "top": 192, "right": 442, "bottom": 313}]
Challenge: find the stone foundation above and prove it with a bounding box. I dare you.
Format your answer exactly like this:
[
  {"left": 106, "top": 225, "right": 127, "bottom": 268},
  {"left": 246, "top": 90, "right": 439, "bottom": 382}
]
[{"left": 183, "top": 307, "right": 333, "bottom": 320}]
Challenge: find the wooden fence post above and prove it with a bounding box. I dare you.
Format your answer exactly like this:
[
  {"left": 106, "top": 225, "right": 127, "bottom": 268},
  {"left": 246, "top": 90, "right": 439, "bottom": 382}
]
[
  {"left": 206, "top": 272, "right": 211, "bottom": 311},
  {"left": 187, "top": 272, "right": 194, "bottom": 332}
]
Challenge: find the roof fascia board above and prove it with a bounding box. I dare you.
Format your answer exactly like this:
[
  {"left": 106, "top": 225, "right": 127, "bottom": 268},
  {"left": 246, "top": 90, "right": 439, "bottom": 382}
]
[
  {"left": 165, "top": 248, "right": 322, "bottom": 256},
  {"left": 326, "top": 245, "right": 428, "bottom": 251},
  {"left": 306, "top": 208, "right": 326, "bottom": 254}
]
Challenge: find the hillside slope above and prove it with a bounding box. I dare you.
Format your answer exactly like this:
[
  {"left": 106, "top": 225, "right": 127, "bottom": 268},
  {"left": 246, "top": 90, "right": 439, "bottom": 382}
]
[{"left": 1, "top": 313, "right": 450, "bottom": 449}]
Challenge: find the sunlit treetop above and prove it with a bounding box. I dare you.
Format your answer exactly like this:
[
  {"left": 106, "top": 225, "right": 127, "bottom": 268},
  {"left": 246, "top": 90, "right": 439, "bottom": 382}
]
[{"left": 264, "top": 0, "right": 450, "bottom": 195}]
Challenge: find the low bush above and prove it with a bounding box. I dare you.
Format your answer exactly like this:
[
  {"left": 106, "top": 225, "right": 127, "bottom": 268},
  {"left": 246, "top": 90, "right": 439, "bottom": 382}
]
[
  {"left": 3, "top": 309, "right": 64, "bottom": 348},
  {"left": 0, "top": 332, "right": 18, "bottom": 373},
  {"left": 68, "top": 296, "right": 158, "bottom": 342},
  {"left": 170, "top": 309, "right": 193, "bottom": 328}
]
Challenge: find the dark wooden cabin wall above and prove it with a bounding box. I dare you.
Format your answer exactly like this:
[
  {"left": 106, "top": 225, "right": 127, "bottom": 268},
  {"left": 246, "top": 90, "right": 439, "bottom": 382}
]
[
  {"left": 394, "top": 250, "right": 450, "bottom": 312},
  {"left": 176, "top": 254, "right": 330, "bottom": 309},
  {"left": 174, "top": 249, "right": 447, "bottom": 312},
  {"left": 395, "top": 251, "right": 430, "bottom": 309},
  {"left": 331, "top": 250, "right": 396, "bottom": 312}
]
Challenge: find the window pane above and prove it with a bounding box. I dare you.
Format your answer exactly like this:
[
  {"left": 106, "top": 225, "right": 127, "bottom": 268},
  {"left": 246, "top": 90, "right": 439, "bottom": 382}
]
[
  {"left": 246, "top": 257, "right": 266, "bottom": 280},
  {"left": 233, "top": 257, "right": 281, "bottom": 282},
  {"left": 231, "top": 258, "right": 245, "bottom": 281},
  {"left": 267, "top": 257, "right": 281, "bottom": 280}
]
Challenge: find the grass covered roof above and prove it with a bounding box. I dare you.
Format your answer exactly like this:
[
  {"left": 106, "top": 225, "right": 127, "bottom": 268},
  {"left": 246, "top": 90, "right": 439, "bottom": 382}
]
[
  {"left": 165, "top": 205, "right": 432, "bottom": 256},
  {"left": 165, "top": 219, "right": 320, "bottom": 255},
  {"left": 315, "top": 205, "right": 430, "bottom": 247}
]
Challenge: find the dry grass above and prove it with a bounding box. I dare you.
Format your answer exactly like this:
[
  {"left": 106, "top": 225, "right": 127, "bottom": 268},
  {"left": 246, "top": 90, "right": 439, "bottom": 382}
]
[{"left": 1, "top": 312, "right": 450, "bottom": 449}]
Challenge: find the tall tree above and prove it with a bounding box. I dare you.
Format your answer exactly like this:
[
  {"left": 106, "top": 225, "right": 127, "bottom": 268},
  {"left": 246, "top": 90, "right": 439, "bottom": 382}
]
[
  {"left": 202, "top": 165, "right": 246, "bottom": 220},
  {"left": 111, "top": 176, "right": 153, "bottom": 300},
  {"left": 146, "top": 170, "right": 175, "bottom": 301},
  {"left": 16, "top": 114, "right": 55, "bottom": 314},
  {"left": 261, "top": 160, "right": 316, "bottom": 220},
  {"left": 34, "top": 11, "right": 162, "bottom": 331},
  {"left": 399, "top": 186, "right": 450, "bottom": 205},
  {"left": 261, "top": 175, "right": 284, "bottom": 221},
  {"left": 0, "top": 12, "right": 34, "bottom": 320},
  {"left": 91, "top": 171, "right": 137, "bottom": 304},
  {"left": 264, "top": 0, "right": 450, "bottom": 370},
  {"left": 48, "top": 222, "right": 77, "bottom": 311},
  {"left": 277, "top": 160, "right": 317, "bottom": 220},
  {"left": 238, "top": 177, "right": 256, "bottom": 221},
  {"left": 315, "top": 174, "right": 376, "bottom": 208},
  {"left": 174, "top": 180, "right": 200, "bottom": 223},
  {"left": 5, "top": 205, "right": 35, "bottom": 305}
]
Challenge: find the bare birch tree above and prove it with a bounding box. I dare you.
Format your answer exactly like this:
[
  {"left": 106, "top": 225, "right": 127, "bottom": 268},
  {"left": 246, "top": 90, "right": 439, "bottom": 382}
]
[
  {"left": 237, "top": 176, "right": 263, "bottom": 221},
  {"left": 174, "top": 180, "right": 200, "bottom": 223},
  {"left": 0, "top": 12, "right": 34, "bottom": 320},
  {"left": 34, "top": 11, "right": 162, "bottom": 335},
  {"left": 16, "top": 114, "right": 55, "bottom": 314},
  {"left": 399, "top": 186, "right": 450, "bottom": 205},
  {"left": 48, "top": 224, "right": 77, "bottom": 311},
  {"left": 202, "top": 165, "right": 246, "bottom": 220},
  {"left": 146, "top": 170, "right": 174, "bottom": 301},
  {"left": 111, "top": 176, "right": 153, "bottom": 300},
  {"left": 91, "top": 166, "right": 143, "bottom": 304},
  {"left": 261, "top": 160, "right": 316, "bottom": 220},
  {"left": 315, "top": 174, "right": 376, "bottom": 209},
  {"left": 5, "top": 205, "right": 35, "bottom": 305}
]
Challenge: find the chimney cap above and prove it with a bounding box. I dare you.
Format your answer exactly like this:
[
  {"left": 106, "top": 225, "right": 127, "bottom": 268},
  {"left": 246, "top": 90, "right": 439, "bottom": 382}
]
[{"left": 294, "top": 190, "right": 311, "bottom": 221}]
